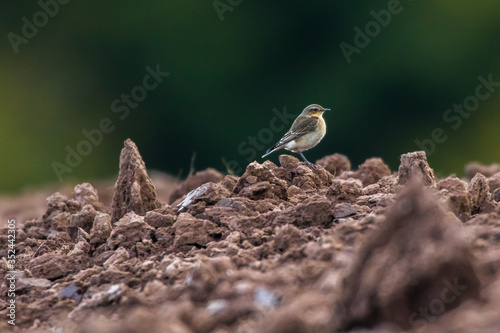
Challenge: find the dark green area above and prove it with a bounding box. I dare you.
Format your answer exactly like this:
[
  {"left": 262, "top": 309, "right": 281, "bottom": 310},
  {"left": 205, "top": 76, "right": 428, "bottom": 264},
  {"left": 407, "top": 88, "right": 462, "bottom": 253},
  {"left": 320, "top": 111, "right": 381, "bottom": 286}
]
[{"left": 1, "top": 0, "right": 500, "bottom": 192}]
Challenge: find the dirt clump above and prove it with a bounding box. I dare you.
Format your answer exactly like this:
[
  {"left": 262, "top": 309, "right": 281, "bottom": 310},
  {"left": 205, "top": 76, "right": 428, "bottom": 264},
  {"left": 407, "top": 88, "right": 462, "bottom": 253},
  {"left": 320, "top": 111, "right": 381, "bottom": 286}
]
[
  {"left": 468, "top": 172, "right": 499, "bottom": 214},
  {"left": 106, "top": 212, "right": 155, "bottom": 252},
  {"left": 173, "top": 212, "right": 221, "bottom": 250},
  {"left": 465, "top": 162, "right": 500, "bottom": 179},
  {"left": 398, "top": 150, "right": 436, "bottom": 185},
  {"left": 339, "top": 157, "right": 391, "bottom": 187},
  {"left": 338, "top": 184, "right": 481, "bottom": 331},
  {"left": 111, "top": 139, "right": 161, "bottom": 223},
  {"left": 169, "top": 168, "right": 225, "bottom": 204},
  {"left": 316, "top": 153, "right": 351, "bottom": 177},
  {"left": 89, "top": 213, "right": 113, "bottom": 249},
  {"left": 233, "top": 160, "right": 288, "bottom": 200},
  {"left": 2, "top": 144, "right": 500, "bottom": 333},
  {"left": 30, "top": 253, "right": 80, "bottom": 281},
  {"left": 435, "top": 176, "right": 472, "bottom": 221}
]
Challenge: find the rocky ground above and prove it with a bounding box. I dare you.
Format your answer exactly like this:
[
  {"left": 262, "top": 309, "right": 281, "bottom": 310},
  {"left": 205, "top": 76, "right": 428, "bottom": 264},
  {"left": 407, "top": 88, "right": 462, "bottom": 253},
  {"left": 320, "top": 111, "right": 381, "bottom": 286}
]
[{"left": 1, "top": 139, "right": 500, "bottom": 332}]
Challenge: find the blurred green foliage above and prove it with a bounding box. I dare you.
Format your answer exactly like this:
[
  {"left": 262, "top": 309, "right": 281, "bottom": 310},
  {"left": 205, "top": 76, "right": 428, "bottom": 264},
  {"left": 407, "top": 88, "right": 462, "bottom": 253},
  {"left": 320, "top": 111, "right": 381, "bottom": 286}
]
[{"left": 1, "top": 0, "right": 500, "bottom": 192}]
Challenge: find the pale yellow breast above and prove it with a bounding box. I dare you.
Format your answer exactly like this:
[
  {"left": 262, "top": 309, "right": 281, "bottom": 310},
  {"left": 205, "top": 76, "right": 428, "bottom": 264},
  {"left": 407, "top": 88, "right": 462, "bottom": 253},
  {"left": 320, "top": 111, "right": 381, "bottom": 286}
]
[{"left": 316, "top": 117, "right": 326, "bottom": 137}]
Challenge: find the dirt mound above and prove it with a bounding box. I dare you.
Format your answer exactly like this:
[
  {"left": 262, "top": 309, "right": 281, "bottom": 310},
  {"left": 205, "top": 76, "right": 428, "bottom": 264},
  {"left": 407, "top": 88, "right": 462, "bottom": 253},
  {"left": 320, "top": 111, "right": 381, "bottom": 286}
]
[
  {"left": 338, "top": 184, "right": 480, "bottom": 331},
  {"left": 1, "top": 143, "right": 500, "bottom": 333}
]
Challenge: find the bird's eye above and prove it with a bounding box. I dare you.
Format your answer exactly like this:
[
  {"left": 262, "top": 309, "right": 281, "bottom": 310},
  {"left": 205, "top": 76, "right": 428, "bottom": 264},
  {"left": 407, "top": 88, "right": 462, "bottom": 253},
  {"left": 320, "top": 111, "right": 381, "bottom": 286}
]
[{"left": 311, "top": 108, "right": 317, "bottom": 112}]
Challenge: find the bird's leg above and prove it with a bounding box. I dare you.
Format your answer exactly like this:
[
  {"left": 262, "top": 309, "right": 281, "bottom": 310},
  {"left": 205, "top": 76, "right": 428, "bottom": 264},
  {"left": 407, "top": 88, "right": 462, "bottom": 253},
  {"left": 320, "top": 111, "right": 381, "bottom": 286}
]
[{"left": 298, "top": 152, "right": 316, "bottom": 169}]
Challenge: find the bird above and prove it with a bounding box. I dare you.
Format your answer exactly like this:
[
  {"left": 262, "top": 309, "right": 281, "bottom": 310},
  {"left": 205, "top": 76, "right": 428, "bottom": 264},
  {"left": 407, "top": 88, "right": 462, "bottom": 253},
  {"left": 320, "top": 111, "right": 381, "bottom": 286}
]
[{"left": 262, "top": 104, "right": 330, "bottom": 168}]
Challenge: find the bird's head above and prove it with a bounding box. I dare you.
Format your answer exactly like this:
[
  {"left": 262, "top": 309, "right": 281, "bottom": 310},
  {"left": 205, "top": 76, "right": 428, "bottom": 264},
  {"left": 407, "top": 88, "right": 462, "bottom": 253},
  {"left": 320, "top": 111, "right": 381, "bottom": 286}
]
[{"left": 302, "top": 104, "right": 330, "bottom": 117}]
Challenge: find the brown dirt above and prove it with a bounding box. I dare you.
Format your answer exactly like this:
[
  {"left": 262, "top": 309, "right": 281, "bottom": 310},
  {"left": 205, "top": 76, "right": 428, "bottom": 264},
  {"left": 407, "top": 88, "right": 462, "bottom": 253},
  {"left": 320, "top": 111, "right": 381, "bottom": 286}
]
[{"left": 1, "top": 141, "right": 500, "bottom": 333}]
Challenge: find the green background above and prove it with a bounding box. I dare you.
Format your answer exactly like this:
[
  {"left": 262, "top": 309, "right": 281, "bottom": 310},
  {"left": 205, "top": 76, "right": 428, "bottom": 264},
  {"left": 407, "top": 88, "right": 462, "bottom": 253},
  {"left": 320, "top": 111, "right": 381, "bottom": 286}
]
[{"left": 1, "top": 0, "right": 500, "bottom": 192}]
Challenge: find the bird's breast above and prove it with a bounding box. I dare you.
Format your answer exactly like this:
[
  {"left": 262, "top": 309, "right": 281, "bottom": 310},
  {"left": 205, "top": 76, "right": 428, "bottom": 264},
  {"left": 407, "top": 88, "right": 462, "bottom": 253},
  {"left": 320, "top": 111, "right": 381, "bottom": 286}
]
[
  {"left": 317, "top": 117, "right": 326, "bottom": 137},
  {"left": 286, "top": 117, "right": 326, "bottom": 152}
]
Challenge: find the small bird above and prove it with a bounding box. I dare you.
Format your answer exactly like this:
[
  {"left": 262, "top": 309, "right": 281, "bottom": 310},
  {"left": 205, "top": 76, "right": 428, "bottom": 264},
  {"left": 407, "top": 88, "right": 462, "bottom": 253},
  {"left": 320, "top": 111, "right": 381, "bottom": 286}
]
[{"left": 262, "top": 104, "right": 330, "bottom": 168}]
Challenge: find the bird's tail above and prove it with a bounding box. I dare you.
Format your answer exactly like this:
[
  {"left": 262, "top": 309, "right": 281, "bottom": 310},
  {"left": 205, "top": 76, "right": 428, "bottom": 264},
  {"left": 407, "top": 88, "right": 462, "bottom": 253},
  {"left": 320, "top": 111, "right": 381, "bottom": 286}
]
[{"left": 261, "top": 144, "right": 282, "bottom": 158}]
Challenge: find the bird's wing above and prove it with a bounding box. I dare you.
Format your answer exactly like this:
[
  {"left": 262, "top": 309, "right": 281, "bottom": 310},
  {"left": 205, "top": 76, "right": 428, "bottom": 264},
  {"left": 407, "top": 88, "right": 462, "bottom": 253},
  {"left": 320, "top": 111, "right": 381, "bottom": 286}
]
[
  {"left": 278, "top": 116, "right": 318, "bottom": 146},
  {"left": 263, "top": 116, "right": 318, "bottom": 156}
]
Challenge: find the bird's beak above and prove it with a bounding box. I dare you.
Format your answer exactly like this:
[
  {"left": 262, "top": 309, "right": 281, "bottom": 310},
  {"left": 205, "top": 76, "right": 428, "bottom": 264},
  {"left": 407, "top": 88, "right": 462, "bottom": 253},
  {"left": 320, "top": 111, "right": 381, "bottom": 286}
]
[{"left": 323, "top": 108, "right": 331, "bottom": 111}]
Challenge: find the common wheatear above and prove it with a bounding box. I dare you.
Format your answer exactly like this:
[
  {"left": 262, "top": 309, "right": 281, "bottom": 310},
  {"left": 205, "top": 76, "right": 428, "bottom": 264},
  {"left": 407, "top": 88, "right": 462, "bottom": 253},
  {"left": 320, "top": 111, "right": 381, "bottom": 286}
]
[{"left": 262, "top": 104, "right": 330, "bottom": 168}]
